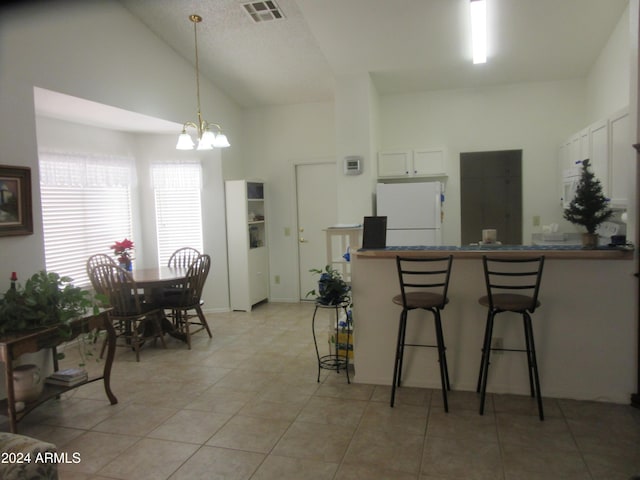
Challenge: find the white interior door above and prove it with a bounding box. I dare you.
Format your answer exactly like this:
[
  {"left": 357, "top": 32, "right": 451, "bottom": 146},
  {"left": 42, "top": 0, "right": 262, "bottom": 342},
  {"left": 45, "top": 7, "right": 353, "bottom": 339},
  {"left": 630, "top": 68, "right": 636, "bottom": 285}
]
[{"left": 296, "top": 162, "right": 337, "bottom": 300}]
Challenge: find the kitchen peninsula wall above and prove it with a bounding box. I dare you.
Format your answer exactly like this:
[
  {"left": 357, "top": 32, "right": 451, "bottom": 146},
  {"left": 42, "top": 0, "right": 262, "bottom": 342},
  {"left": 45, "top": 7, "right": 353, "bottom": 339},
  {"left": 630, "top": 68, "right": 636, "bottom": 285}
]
[{"left": 352, "top": 248, "right": 635, "bottom": 403}]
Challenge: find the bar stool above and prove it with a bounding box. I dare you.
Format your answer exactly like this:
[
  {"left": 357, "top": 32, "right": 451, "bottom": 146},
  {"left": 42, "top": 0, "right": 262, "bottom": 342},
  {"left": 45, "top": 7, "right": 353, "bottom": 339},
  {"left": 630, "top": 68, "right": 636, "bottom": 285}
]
[
  {"left": 391, "top": 255, "right": 453, "bottom": 411},
  {"left": 477, "top": 255, "right": 545, "bottom": 420}
]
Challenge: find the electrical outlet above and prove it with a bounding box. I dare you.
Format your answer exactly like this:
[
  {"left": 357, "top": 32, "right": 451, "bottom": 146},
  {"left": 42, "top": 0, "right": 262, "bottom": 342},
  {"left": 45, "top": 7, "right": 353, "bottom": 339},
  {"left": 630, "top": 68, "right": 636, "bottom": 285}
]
[
  {"left": 533, "top": 215, "right": 540, "bottom": 226},
  {"left": 492, "top": 337, "right": 504, "bottom": 354},
  {"left": 274, "top": 275, "right": 280, "bottom": 284},
  {"left": 284, "top": 227, "right": 291, "bottom": 237}
]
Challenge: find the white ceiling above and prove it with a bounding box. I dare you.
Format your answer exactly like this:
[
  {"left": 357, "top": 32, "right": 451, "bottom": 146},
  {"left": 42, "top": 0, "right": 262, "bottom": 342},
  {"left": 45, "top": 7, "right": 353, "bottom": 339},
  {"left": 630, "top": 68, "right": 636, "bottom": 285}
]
[
  {"left": 34, "top": 0, "right": 630, "bottom": 131},
  {"left": 118, "top": 0, "right": 630, "bottom": 108},
  {"left": 34, "top": 87, "right": 181, "bottom": 133}
]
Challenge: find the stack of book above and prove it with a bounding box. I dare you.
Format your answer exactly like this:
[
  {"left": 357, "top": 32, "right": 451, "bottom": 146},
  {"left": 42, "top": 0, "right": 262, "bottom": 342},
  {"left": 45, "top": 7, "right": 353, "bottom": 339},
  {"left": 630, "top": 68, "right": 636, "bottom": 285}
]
[{"left": 45, "top": 368, "right": 88, "bottom": 387}]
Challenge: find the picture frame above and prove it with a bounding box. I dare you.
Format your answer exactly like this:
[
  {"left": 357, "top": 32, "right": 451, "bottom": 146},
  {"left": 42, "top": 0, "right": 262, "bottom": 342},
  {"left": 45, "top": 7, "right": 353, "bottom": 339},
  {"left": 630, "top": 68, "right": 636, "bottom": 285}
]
[{"left": 0, "top": 165, "right": 33, "bottom": 236}]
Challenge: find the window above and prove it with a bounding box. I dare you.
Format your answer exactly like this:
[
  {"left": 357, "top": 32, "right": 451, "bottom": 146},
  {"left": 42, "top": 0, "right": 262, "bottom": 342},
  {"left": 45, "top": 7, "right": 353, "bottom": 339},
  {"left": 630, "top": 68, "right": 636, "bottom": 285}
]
[
  {"left": 152, "top": 163, "right": 203, "bottom": 267},
  {"left": 39, "top": 152, "right": 134, "bottom": 286}
]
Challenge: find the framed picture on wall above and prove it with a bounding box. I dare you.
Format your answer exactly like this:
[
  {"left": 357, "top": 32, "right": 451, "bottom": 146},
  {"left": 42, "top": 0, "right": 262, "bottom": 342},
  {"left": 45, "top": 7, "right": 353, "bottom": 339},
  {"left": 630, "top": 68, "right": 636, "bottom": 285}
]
[{"left": 0, "top": 165, "right": 33, "bottom": 236}]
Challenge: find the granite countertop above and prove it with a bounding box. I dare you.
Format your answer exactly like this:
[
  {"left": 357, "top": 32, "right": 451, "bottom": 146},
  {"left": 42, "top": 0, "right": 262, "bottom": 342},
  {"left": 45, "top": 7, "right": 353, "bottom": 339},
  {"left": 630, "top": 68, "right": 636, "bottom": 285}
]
[{"left": 355, "top": 244, "right": 634, "bottom": 260}]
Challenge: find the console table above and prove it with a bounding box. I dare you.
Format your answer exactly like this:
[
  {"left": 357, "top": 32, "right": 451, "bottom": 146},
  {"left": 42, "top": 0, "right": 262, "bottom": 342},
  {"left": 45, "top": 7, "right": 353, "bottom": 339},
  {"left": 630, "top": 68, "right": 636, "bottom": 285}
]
[{"left": 0, "top": 309, "right": 117, "bottom": 433}]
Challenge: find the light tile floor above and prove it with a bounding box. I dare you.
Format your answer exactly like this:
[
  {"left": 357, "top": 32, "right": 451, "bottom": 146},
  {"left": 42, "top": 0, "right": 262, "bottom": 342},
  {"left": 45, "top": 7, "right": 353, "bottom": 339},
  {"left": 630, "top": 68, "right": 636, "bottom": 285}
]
[{"left": 8, "top": 302, "right": 640, "bottom": 480}]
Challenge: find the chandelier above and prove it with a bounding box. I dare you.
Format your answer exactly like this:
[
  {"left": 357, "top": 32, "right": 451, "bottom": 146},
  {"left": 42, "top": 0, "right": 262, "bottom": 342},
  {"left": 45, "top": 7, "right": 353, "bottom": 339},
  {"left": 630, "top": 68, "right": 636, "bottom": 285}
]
[{"left": 176, "top": 14, "right": 230, "bottom": 150}]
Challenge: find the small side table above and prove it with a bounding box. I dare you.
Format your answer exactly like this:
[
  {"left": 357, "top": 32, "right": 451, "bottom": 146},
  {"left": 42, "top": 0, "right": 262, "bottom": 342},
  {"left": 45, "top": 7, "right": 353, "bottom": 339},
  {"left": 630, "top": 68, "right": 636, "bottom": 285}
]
[{"left": 312, "top": 301, "right": 351, "bottom": 383}]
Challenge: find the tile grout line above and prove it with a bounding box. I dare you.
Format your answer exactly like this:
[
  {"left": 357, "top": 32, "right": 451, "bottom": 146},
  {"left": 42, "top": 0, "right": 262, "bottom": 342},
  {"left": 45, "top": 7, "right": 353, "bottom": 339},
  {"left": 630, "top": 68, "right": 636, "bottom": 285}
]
[
  {"left": 329, "top": 379, "right": 376, "bottom": 480},
  {"left": 418, "top": 390, "right": 434, "bottom": 480}
]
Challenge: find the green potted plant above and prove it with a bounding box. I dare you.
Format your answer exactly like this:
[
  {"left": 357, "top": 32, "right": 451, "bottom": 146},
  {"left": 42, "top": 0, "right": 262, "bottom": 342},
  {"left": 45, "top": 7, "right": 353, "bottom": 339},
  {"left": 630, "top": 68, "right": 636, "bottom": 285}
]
[
  {"left": 0, "top": 271, "right": 101, "bottom": 365},
  {"left": 306, "top": 265, "right": 351, "bottom": 306},
  {"left": 0, "top": 271, "right": 97, "bottom": 334},
  {"left": 563, "top": 159, "right": 613, "bottom": 248}
]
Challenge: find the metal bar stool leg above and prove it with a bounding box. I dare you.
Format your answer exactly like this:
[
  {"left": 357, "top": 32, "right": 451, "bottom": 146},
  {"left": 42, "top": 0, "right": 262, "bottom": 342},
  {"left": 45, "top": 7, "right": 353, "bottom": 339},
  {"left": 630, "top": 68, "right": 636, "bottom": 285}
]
[
  {"left": 479, "top": 311, "right": 495, "bottom": 416},
  {"left": 525, "top": 312, "right": 544, "bottom": 420},
  {"left": 391, "top": 309, "right": 407, "bottom": 407},
  {"left": 397, "top": 310, "right": 408, "bottom": 388},
  {"left": 476, "top": 310, "right": 493, "bottom": 393},
  {"left": 433, "top": 309, "right": 449, "bottom": 412},
  {"left": 433, "top": 309, "right": 450, "bottom": 390},
  {"left": 522, "top": 313, "right": 535, "bottom": 397},
  {"left": 477, "top": 310, "right": 493, "bottom": 393}
]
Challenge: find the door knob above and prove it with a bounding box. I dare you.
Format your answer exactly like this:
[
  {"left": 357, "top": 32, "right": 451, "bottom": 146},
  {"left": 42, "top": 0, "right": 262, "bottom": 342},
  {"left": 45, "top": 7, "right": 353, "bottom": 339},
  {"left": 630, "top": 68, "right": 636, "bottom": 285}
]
[{"left": 299, "top": 237, "right": 308, "bottom": 243}]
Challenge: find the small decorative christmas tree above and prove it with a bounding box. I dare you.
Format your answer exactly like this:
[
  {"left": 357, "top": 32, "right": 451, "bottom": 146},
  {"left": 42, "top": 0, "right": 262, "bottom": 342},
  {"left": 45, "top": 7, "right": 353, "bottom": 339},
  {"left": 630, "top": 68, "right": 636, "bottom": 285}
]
[{"left": 563, "top": 159, "right": 612, "bottom": 234}]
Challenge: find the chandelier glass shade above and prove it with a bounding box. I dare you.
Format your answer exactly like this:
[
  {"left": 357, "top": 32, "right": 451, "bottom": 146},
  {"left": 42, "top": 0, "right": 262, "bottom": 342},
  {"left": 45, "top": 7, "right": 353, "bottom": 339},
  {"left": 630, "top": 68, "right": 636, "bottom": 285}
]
[{"left": 177, "top": 14, "right": 230, "bottom": 150}]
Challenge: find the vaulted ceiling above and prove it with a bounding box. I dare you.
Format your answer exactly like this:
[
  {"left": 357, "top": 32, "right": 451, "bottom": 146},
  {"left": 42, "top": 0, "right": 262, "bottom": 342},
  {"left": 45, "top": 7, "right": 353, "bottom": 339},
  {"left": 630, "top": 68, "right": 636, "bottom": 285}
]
[{"left": 119, "top": 0, "right": 630, "bottom": 109}]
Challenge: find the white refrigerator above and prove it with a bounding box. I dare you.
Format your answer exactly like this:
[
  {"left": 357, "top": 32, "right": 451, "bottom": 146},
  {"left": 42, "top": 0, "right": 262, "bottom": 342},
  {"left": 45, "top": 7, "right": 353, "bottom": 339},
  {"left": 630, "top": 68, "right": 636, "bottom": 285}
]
[{"left": 376, "top": 182, "right": 442, "bottom": 246}]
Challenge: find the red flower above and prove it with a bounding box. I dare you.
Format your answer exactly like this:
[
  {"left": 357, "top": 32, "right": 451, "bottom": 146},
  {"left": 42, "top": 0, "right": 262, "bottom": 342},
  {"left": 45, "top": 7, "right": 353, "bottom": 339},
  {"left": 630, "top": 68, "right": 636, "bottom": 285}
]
[{"left": 110, "top": 238, "right": 134, "bottom": 257}]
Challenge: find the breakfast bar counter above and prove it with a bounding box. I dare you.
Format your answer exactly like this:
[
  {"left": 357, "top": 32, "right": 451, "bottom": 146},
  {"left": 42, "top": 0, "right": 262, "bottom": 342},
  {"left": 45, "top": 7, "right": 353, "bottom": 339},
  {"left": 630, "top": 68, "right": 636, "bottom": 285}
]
[
  {"left": 350, "top": 245, "right": 636, "bottom": 404},
  {"left": 355, "top": 244, "right": 634, "bottom": 260}
]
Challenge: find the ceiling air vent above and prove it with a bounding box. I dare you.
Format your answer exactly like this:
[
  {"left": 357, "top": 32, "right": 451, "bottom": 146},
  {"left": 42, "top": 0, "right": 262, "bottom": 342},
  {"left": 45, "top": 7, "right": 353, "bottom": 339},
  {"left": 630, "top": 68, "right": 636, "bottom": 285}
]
[{"left": 242, "top": 1, "right": 285, "bottom": 23}]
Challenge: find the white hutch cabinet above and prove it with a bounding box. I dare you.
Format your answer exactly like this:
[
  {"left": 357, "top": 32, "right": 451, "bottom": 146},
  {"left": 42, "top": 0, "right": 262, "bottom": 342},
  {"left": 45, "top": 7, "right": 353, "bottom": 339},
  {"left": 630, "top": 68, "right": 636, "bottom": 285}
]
[{"left": 225, "top": 180, "right": 269, "bottom": 311}]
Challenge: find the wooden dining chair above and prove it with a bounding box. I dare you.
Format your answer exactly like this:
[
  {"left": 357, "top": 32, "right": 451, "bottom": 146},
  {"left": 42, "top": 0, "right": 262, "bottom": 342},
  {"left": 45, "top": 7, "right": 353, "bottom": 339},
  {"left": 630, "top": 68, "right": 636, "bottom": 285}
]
[
  {"left": 91, "top": 263, "right": 167, "bottom": 361},
  {"left": 167, "top": 247, "right": 201, "bottom": 268},
  {"left": 86, "top": 254, "right": 116, "bottom": 291},
  {"left": 158, "top": 254, "right": 212, "bottom": 349}
]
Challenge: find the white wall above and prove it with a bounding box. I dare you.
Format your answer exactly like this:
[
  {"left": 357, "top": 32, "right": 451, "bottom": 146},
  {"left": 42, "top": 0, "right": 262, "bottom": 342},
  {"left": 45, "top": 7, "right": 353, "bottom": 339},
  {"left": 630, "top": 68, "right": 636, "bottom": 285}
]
[
  {"left": 586, "top": 4, "right": 631, "bottom": 123},
  {"left": 335, "top": 74, "right": 380, "bottom": 223},
  {"left": 379, "top": 79, "right": 587, "bottom": 244},
  {"left": 0, "top": 1, "right": 242, "bottom": 295},
  {"left": 243, "top": 102, "right": 336, "bottom": 302}
]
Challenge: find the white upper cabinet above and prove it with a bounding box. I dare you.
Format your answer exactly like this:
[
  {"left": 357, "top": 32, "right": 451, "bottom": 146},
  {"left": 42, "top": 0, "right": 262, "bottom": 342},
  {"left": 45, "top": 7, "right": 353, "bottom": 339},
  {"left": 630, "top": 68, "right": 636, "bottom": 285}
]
[
  {"left": 378, "top": 148, "right": 446, "bottom": 178},
  {"left": 589, "top": 119, "right": 609, "bottom": 196},
  {"left": 378, "top": 150, "right": 411, "bottom": 177},
  {"left": 572, "top": 129, "right": 590, "bottom": 167},
  {"left": 558, "top": 107, "right": 632, "bottom": 210},
  {"left": 413, "top": 148, "right": 446, "bottom": 176},
  {"left": 609, "top": 108, "right": 633, "bottom": 207}
]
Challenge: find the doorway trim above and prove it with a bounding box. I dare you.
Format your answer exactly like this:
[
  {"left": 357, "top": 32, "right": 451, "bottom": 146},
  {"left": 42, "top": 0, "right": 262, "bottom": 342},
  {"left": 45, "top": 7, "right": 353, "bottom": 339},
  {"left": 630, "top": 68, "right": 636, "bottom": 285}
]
[{"left": 290, "top": 157, "right": 337, "bottom": 302}]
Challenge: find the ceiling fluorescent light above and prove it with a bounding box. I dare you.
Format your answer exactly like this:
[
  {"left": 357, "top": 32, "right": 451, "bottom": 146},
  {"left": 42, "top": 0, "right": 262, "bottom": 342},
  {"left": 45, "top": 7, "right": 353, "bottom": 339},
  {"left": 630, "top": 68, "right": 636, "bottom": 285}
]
[{"left": 470, "top": 0, "right": 487, "bottom": 64}]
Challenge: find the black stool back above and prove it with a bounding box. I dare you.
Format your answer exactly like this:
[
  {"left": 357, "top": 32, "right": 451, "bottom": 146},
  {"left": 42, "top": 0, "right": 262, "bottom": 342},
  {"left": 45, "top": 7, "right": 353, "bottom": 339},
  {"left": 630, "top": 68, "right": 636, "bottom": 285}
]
[
  {"left": 391, "top": 255, "right": 453, "bottom": 411},
  {"left": 477, "top": 255, "right": 545, "bottom": 420}
]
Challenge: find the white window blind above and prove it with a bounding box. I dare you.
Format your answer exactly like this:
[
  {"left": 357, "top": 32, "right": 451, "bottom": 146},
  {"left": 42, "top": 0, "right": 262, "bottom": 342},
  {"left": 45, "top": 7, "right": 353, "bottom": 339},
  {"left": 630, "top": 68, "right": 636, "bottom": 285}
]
[
  {"left": 39, "top": 152, "right": 134, "bottom": 286},
  {"left": 152, "top": 163, "right": 203, "bottom": 267}
]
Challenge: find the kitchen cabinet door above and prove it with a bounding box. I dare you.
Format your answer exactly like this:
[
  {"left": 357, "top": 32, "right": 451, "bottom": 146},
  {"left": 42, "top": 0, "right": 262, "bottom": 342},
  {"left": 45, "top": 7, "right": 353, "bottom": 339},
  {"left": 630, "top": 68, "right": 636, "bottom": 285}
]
[
  {"left": 413, "top": 148, "right": 446, "bottom": 176},
  {"left": 569, "top": 128, "right": 589, "bottom": 167},
  {"left": 378, "top": 151, "right": 411, "bottom": 177},
  {"left": 609, "top": 108, "right": 632, "bottom": 207},
  {"left": 589, "top": 119, "right": 609, "bottom": 196}
]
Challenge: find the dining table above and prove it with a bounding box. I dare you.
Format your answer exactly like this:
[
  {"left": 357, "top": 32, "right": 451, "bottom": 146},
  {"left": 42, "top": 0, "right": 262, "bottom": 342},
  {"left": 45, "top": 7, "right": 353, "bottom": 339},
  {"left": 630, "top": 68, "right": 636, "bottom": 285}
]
[
  {"left": 130, "top": 266, "right": 189, "bottom": 292},
  {"left": 129, "top": 266, "right": 189, "bottom": 343}
]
